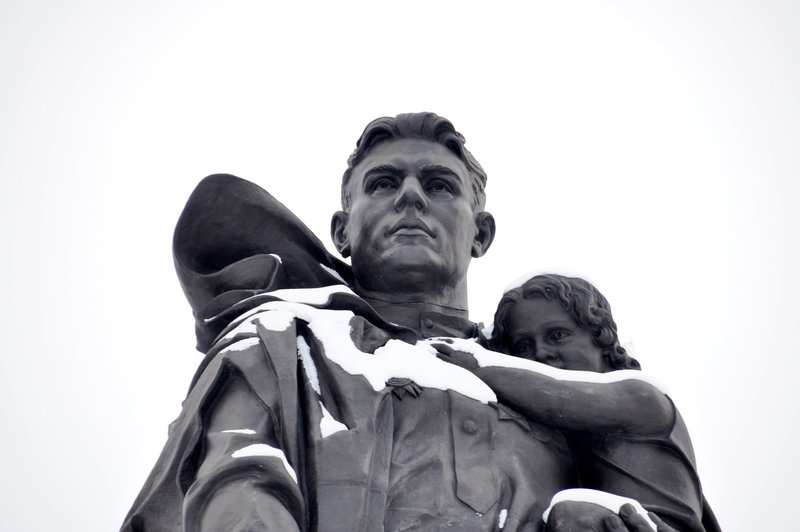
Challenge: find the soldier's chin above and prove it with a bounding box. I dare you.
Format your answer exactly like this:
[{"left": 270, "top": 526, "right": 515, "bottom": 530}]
[{"left": 381, "top": 244, "right": 442, "bottom": 269}]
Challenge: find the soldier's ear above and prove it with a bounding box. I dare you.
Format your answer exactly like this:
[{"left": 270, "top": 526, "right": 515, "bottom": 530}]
[
  {"left": 331, "top": 211, "right": 351, "bottom": 258},
  {"left": 471, "top": 211, "right": 496, "bottom": 258}
]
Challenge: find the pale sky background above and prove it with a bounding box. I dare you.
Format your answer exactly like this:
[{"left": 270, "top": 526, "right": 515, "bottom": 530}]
[{"left": 2, "top": 1, "right": 798, "bottom": 530}]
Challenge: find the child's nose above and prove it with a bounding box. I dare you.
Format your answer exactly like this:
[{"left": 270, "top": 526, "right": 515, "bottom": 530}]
[{"left": 534, "top": 346, "right": 558, "bottom": 364}]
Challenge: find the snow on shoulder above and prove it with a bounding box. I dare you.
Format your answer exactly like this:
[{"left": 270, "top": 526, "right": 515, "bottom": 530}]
[
  {"left": 375, "top": 340, "right": 496, "bottom": 404},
  {"left": 215, "top": 287, "right": 498, "bottom": 404},
  {"left": 267, "top": 284, "right": 356, "bottom": 306},
  {"left": 443, "top": 338, "right": 670, "bottom": 395}
]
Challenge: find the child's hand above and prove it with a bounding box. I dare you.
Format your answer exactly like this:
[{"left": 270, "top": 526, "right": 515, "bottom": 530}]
[
  {"left": 547, "top": 502, "right": 673, "bottom": 532},
  {"left": 603, "top": 504, "right": 676, "bottom": 532},
  {"left": 433, "top": 343, "right": 480, "bottom": 372}
]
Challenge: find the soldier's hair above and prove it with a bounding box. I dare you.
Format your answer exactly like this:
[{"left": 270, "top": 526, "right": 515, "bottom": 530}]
[
  {"left": 489, "top": 273, "right": 640, "bottom": 371},
  {"left": 341, "top": 112, "right": 487, "bottom": 212}
]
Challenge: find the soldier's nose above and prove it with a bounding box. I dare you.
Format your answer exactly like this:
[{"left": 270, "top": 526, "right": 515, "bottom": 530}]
[{"left": 394, "top": 178, "right": 427, "bottom": 212}]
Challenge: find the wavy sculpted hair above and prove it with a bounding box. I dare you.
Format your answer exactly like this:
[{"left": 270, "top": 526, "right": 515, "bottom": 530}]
[
  {"left": 490, "top": 273, "right": 640, "bottom": 371},
  {"left": 341, "top": 112, "right": 487, "bottom": 212}
]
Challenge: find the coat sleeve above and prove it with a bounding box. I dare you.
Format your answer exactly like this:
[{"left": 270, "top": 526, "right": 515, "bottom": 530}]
[
  {"left": 120, "top": 321, "right": 308, "bottom": 532},
  {"left": 182, "top": 358, "right": 304, "bottom": 531}
]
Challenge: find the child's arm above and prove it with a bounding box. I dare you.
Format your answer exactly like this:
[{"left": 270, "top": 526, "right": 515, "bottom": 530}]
[{"left": 435, "top": 343, "right": 674, "bottom": 437}]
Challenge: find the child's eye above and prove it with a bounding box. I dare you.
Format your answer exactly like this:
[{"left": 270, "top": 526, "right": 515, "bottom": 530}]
[
  {"left": 512, "top": 340, "right": 533, "bottom": 356},
  {"left": 548, "top": 330, "right": 570, "bottom": 342}
]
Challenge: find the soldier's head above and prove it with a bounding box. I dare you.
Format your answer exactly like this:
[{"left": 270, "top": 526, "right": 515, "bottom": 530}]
[{"left": 331, "top": 113, "right": 495, "bottom": 301}]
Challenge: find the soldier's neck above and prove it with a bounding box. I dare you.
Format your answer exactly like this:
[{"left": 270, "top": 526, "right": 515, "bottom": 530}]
[
  {"left": 352, "top": 274, "right": 470, "bottom": 332},
  {"left": 360, "top": 295, "right": 471, "bottom": 334}
]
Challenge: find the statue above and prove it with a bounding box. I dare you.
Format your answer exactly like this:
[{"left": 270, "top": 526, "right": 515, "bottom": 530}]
[{"left": 121, "top": 113, "right": 717, "bottom": 531}]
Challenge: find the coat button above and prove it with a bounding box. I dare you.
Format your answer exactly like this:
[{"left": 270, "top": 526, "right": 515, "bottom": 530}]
[
  {"left": 462, "top": 419, "right": 478, "bottom": 435},
  {"left": 423, "top": 318, "right": 434, "bottom": 329}
]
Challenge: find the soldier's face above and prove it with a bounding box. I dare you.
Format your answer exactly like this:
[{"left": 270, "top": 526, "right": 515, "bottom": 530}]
[{"left": 337, "top": 138, "right": 481, "bottom": 291}]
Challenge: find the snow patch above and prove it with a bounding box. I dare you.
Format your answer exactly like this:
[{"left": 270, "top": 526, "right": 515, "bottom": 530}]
[
  {"left": 443, "top": 338, "right": 669, "bottom": 394},
  {"left": 268, "top": 285, "right": 356, "bottom": 305},
  {"left": 498, "top": 508, "right": 508, "bottom": 529},
  {"left": 219, "top": 311, "right": 293, "bottom": 344},
  {"left": 219, "top": 319, "right": 258, "bottom": 342},
  {"left": 218, "top": 300, "right": 497, "bottom": 403},
  {"left": 319, "top": 402, "right": 348, "bottom": 437},
  {"left": 319, "top": 263, "right": 347, "bottom": 284},
  {"left": 372, "top": 340, "right": 496, "bottom": 403},
  {"left": 297, "top": 335, "right": 320, "bottom": 394},
  {"left": 221, "top": 428, "right": 256, "bottom": 435},
  {"left": 222, "top": 337, "right": 260, "bottom": 352},
  {"left": 231, "top": 443, "right": 297, "bottom": 483},
  {"left": 542, "top": 488, "right": 655, "bottom": 531},
  {"left": 298, "top": 334, "right": 348, "bottom": 437},
  {"left": 204, "top": 286, "right": 357, "bottom": 326},
  {"left": 255, "top": 310, "right": 294, "bottom": 332}
]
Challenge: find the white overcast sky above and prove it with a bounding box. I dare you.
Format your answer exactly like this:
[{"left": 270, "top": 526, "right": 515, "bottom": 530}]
[{"left": 2, "top": 2, "right": 798, "bottom": 530}]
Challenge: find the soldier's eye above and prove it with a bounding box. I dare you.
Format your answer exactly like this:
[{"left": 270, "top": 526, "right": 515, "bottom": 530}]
[
  {"left": 427, "top": 179, "right": 453, "bottom": 193},
  {"left": 370, "top": 177, "right": 397, "bottom": 192}
]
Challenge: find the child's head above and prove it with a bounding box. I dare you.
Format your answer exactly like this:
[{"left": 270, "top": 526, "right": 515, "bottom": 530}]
[{"left": 489, "top": 274, "right": 640, "bottom": 372}]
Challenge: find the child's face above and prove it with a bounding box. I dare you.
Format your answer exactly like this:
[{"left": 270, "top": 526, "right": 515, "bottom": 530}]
[{"left": 504, "top": 296, "right": 611, "bottom": 372}]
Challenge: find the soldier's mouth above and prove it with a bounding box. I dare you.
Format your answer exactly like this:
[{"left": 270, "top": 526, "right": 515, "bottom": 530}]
[{"left": 386, "top": 218, "right": 435, "bottom": 237}]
